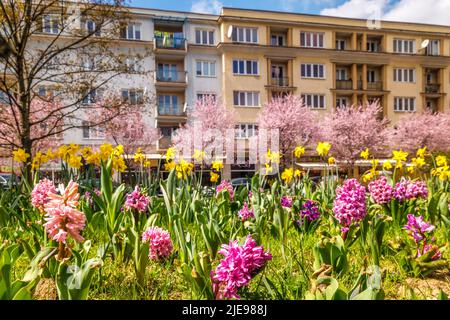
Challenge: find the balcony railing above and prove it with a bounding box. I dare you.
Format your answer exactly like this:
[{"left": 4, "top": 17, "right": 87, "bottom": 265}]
[
  {"left": 157, "top": 105, "right": 185, "bottom": 116},
  {"left": 156, "top": 71, "right": 187, "bottom": 83},
  {"left": 336, "top": 80, "right": 352, "bottom": 90},
  {"left": 270, "top": 77, "right": 290, "bottom": 87},
  {"left": 154, "top": 36, "right": 187, "bottom": 50},
  {"left": 367, "top": 81, "right": 383, "bottom": 91},
  {"left": 425, "top": 83, "right": 440, "bottom": 93}
]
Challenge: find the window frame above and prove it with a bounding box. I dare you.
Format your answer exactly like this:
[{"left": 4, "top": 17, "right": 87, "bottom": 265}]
[
  {"left": 300, "top": 31, "right": 325, "bottom": 48},
  {"left": 233, "top": 91, "right": 260, "bottom": 107},
  {"left": 232, "top": 59, "right": 259, "bottom": 76},
  {"left": 195, "top": 28, "right": 215, "bottom": 45},
  {"left": 394, "top": 97, "right": 416, "bottom": 112},
  {"left": 231, "top": 26, "right": 258, "bottom": 43},
  {"left": 301, "top": 63, "right": 326, "bottom": 79},
  {"left": 196, "top": 60, "right": 216, "bottom": 77},
  {"left": 301, "top": 93, "right": 326, "bottom": 110}
]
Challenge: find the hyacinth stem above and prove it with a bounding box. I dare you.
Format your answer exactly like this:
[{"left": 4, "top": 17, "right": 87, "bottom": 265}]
[{"left": 57, "top": 241, "right": 66, "bottom": 261}]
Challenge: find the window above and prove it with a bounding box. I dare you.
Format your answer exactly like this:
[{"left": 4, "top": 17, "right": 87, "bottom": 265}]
[
  {"left": 82, "top": 90, "right": 100, "bottom": 105},
  {"left": 82, "top": 18, "right": 101, "bottom": 36},
  {"left": 158, "top": 95, "right": 180, "bottom": 115},
  {"left": 300, "top": 32, "right": 324, "bottom": 48},
  {"left": 197, "top": 93, "right": 217, "bottom": 102},
  {"left": 120, "top": 23, "right": 141, "bottom": 40},
  {"left": 82, "top": 121, "right": 105, "bottom": 139},
  {"left": 233, "top": 91, "right": 260, "bottom": 107},
  {"left": 301, "top": 94, "right": 326, "bottom": 109},
  {"left": 367, "top": 40, "right": 380, "bottom": 52},
  {"left": 42, "top": 14, "right": 60, "bottom": 34},
  {"left": 231, "top": 26, "right": 258, "bottom": 43},
  {"left": 336, "top": 97, "right": 348, "bottom": 108},
  {"left": 336, "top": 39, "right": 345, "bottom": 50},
  {"left": 426, "top": 40, "right": 440, "bottom": 56},
  {"left": 195, "top": 29, "right": 214, "bottom": 45},
  {"left": 196, "top": 60, "right": 216, "bottom": 77},
  {"left": 157, "top": 63, "right": 178, "bottom": 81},
  {"left": 232, "top": 59, "right": 259, "bottom": 75},
  {"left": 301, "top": 63, "right": 325, "bottom": 79},
  {"left": 235, "top": 124, "right": 258, "bottom": 139},
  {"left": 336, "top": 68, "right": 347, "bottom": 80},
  {"left": 394, "top": 97, "right": 416, "bottom": 112},
  {"left": 271, "top": 34, "right": 285, "bottom": 46},
  {"left": 122, "top": 89, "right": 144, "bottom": 105},
  {"left": 393, "top": 39, "right": 415, "bottom": 53},
  {"left": 367, "top": 70, "right": 376, "bottom": 83},
  {"left": 393, "top": 68, "right": 416, "bottom": 83}
]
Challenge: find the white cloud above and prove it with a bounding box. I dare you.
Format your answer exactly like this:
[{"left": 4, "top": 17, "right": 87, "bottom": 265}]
[
  {"left": 191, "top": 0, "right": 223, "bottom": 14},
  {"left": 320, "top": 0, "right": 450, "bottom": 26}
]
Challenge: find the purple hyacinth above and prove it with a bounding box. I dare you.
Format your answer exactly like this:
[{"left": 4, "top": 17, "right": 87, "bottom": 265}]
[
  {"left": 124, "top": 186, "right": 150, "bottom": 213},
  {"left": 211, "top": 235, "right": 272, "bottom": 300},
  {"left": 299, "top": 200, "right": 320, "bottom": 222},
  {"left": 394, "top": 178, "right": 428, "bottom": 201},
  {"left": 333, "top": 179, "right": 367, "bottom": 231},
  {"left": 368, "top": 176, "right": 394, "bottom": 204},
  {"left": 403, "top": 214, "right": 435, "bottom": 243},
  {"left": 216, "top": 180, "right": 235, "bottom": 200},
  {"left": 238, "top": 202, "right": 254, "bottom": 221},
  {"left": 280, "top": 196, "right": 293, "bottom": 208}
]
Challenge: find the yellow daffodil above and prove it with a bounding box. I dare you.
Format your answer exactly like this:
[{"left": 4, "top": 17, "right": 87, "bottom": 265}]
[
  {"left": 412, "top": 157, "right": 426, "bottom": 168},
  {"left": 164, "top": 161, "right": 176, "bottom": 171},
  {"left": 210, "top": 171, "right": 219, "bottom": 183},
  {"left": 362, "top": 171, "right": 374, "bottom": 183},
  {"left": 294, "top": 169, "right": 303, "bottom": 177},
  {"left": 144, "top": 160, "right": 152, "bottom": 168},
  {"left": 113, "top": 145, "right": 124, "bottom": 156},
  {"left": 166, "top": 147, "right": 177, "bottom": 161},
  {"left": 31, "top": 152, "right": 47, "bottom": 170},
  {"left": 99, "top": 143, "right": 114, "bottom": 161},
  {"left": 281, "top": 168, "right": 294, "bottom": 184},
  {"left": 265, "top": 163, "right": 273, "bottom": 175},
  {"left": 392, "top": 149, "right": 408, "bottom": 163},
  {"left": 212, "top": 159, "right": 224, "bottom": 171},
  {"left": 13, "top": 148, "right": 30, "bottom": 163},
  {"left": 360, "top": 148, "right": 370, "bottom": 160},
  {"left": 407, "top": 165, "right": 416, "bottom": 174},
  {"left": 56, "top": 145, "right": 70, "bottom": 159},
  {"left": 175, "top": 159, "right": 194, "bottom": 180},
  {"left": 133, "top": 148, "right": 145, "bottom": 163},
  {"left": 382, "top": 161, "right": 393, "bottom": 171},
  {"left": 370, "top": 159, "right": 379, "bottom": 168},
  {"left": 328, "top": 157, "right": 336, "bottom": 165},
  {"left": 68, "top": 155, "right": 82, "bottom": 169},
  {"left": 432, "top": 166, "right": 449, "bottom": 181},
  {"left": 436, "top": 155, "right": 447, "bottom": 167},
  {"left": 294, "top": 146, "right": 305, "bottom": 158},
  {"left": 193, "top": 149, "right": 206, "bottom": 163},
  {"left": 316, "top": 142, "right": 331, "bottom": 157},
  {"left": 266, "top": 149, "right": 281, "bottom": 164},
  {"left": 45, "top": 148, "right": 56, "bottom": 161},
  {"left": 416, "top": 147, "right": 427, "bottom": 158}
]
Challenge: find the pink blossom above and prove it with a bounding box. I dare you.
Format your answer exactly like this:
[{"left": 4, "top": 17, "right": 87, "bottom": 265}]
[
  {"left": 238, "top": 202, "right": 254, "bottom": 221},
  {"left": 394, "top": 178, "right": 428, "bottom": 201},
  {"left": 368, "top": 176, "right": 394, "bottom": 204},
  {"left": 333, "top": 179, "right": 367, "bottom": 228},
  {"left": 211, "top": 235, "right": 272, "bottom": 300},
  {"left": 216, "top": 180, "right": 234, "bottom": 200},
  {"left": 141, "top": 226, "right": 173, "bottom": 260},
  {"left": 43, "top": 204, "right": 86, "bottom": 243},
  {"left": 124, "top": 186, "right": 150, "bottom": 213},
  {"left": 31, "top": 178, "right": 56, "bottom": 211}
]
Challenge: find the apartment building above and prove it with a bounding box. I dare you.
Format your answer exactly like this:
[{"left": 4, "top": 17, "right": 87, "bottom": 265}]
[{"left": 3, "top": 5, "right": 450, "bottom": 178}]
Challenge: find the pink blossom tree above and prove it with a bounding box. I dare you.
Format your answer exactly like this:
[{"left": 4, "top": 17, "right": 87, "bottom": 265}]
[
  {"left": 258, "top": 95, "right": 318, "bottom": 165},
  {"left": 172, "top": 96, "right": 236, "bottom": 159},
  {"left": 318, "top": 102, "right": 389, "bottom": 168},
  {"left": 387, "top": 111, "right": 450, "bottom": 153}
]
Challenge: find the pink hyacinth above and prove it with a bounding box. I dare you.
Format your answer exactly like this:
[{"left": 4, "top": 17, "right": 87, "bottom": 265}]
[
  {"left": 404, "top": 214, "right": 435, "bottom": 243},
  {"left": 216, "top": 180, "right": 235, "bottom": 200},
  {"left": 211, "top": 235, "right": 272, "bottom": 300},
  {"left": 43, "top": 204, "right": 86, "bottom": 243},
  {"left": 238, "top": 202, "right": 254, "bottom": 221},
  {"left": 368, "top": 176, "right": 394, "bottom": 204},
  {"left": 394, "top": 178, "right": 428, "bottom": 201},
  {"left": 46, "top": 180, "right": 80, "bottom": 209},
  {"left": 333, "top": 179, "right": 367, "bottom": 229},
  {"left": 141, "top": 226, "right": 173, "bottom": 260},
  {"left": 422, "top": 244, "right": 442, "bottom": 261},
  {"left": 124, "top": 186, "right": 150, "bottom": 213},
  {"left": 31, "top": 178, "right": 56, "bottom": 211},
  {"left": 280, "top": 196, "right": 293, "bottom": 208}
]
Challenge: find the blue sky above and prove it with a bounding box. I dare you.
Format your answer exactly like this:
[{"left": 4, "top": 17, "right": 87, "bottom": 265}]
[{"left": 127, "top": 0, "right": 450, "bottom": 26}]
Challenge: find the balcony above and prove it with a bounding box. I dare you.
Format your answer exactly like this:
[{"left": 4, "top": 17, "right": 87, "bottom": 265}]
[
  {"left": 155, "top": 105, "right": 187, "bottom": 124},
  {"left": 425, "top": 84, "right": 440, "bottom": 94},
  {"left": 154, "top": 36, "right": 187, "bottom": 51},
  {"left": 367, "top": 81, "right": 383, "bottom": 91},
  {"left": 270, "top": 77, "right": 290, "bottom": 87},
  {"left": 336, "top": 80, "right": 352, "bottom": 90},
  {"left": 155, "top": 71, "right": 188, "bottom": 90}
]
